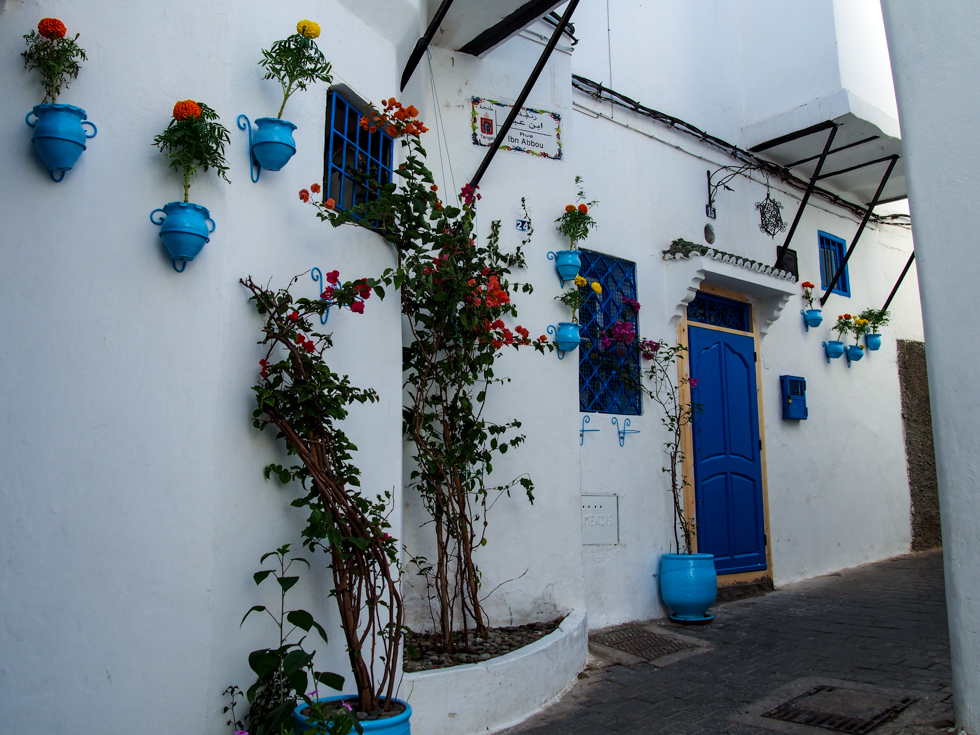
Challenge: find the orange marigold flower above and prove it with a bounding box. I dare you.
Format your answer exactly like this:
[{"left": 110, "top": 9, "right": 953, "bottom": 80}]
[
  {"left": 843, "top": 313, "right": 852, "bottom": 320},
  {"left": 173, "top": 100, "right": 202, "bottom": 121},
  {"left": 578, "top": 204, "right": 588, "bottom": 214},
  {"left": 299, "top": 189, "right": 310, "bottom": 202},
  {"left": 310, "top": 183, "right": 321, "bottom": 194},
  {"left": 324, "top": 198, "right": 336, "bottom": 210},
  {"left": 565, "top": 205, "right": 575, "bottom": 212},
  {"left": 38, "top": 18, "right": 67, "bottom": 39}
]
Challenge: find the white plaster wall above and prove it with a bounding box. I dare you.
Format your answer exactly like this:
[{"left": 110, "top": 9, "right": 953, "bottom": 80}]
[
  {"left": 880, "top": 1, "right": 980, "bottom": 728},
  {"left": 0, "top": 1, "right": 412, "bottom": 732},
  {"left": 832, "top": 0, "right": 899, "bottom": 122},
  {"left": 400, "top": 36, "right": 587, "bottom": 632}
]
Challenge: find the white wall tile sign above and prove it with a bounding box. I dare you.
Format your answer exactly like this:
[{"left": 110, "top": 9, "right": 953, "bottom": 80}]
[
  {"left": 582, "top": 495, "right": 619, "bottom": 545},
  {"left": 471, "top": 96, "right": 563, "bottom": 160}
]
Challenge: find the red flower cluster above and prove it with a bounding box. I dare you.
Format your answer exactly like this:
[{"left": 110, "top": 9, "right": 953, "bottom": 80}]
[
  {"left": 353, "top": 279, "right": 372, "bottom": 300},
  {"left": 299, "top": 189, "right": 310, "bottom": 202},
  {"left": 38, "top": 18, "right": 67, "bottom": 39},
  {"left": 482, "top": 319, "right": 531, "bottom": 350},
  {"left": 296, "top": 333, "right": 316, "bottom": 353},
  {"left": 359, "top": 98, "right": 428, "bottom": 138},
  {"left": 172, "top": 100, "right": 202, "bottom": 121},
  {"left": 460, "top": 183, "right": 481, "bottom": 207},
  {"left": 259, "top": 358, "right": 269, "bottom": 378}
]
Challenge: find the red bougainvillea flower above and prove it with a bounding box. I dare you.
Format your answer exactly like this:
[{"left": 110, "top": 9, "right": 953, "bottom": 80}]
[
  {"left": 350, "top": 300, "right": 365, "bottom": 314},
  {"left": 172, "top": 100, "right": 202, "bottom": 121},
  {"left": 303, "top": 340, "right": 316, "bottom": 354},
  {"left": 299, "top": 189, "right": 310, "bottom": 203},
  {"left": 492, "top": 339, "right": 503, "bottom": 349},
  {"left": 38, "top": 18, "right": 67, "bottom": 39},
  {"left": 326, "top": 270, "right": 340, "bottom": 285},
  {"left": 578, "top": 203, "right": 589, "bottom": 214},
  {"left": 311, "top": 183, "right": 321, "bottom": 194},
  {"left": 430, "top": 184, "right": 438, "bottom": 192},
  {"left": 491, "top": 319, "right": 505, "bottom": 330},
  {"left": 538, "top": 335, "right": 548, "bottom": 343},
  {"left": 288, "top": 312, "right": 299, "bottom": 322},
  {"left": 320, "top": 287, "right": 334, "bottom": 300},
  {"left": 296, "top": 334, "right": 306, "bottom": 344},
  {"left": 324, "top": 198, "right": 336, "bottom": 210}
]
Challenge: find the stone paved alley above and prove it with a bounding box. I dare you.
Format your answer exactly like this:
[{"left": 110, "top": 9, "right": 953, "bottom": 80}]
[{"left": 504, "top": 551, "right": 955, "bottom": 735}]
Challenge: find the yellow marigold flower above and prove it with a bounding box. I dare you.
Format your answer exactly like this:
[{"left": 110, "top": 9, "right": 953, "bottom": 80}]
[
  {"left": 591, "top": 282, "right": 602, "bottom": 294},
  {"left": 297, "top": 20, "right": 321, "bottom": 38},
  {"left": 574, "top": 275, "right": 587, "bottom": 287}
]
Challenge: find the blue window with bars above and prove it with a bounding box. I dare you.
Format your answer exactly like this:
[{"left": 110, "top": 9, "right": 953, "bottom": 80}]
[
  {"left": 324, "top": 91, "right": 393, "bottom": 214},
  {"left": 579, "top": 250, "right": 642, "bottom": 416},
  {"left": 686, "top": 292, "right": 751, "bottom": 332},
  {"left": 818, "top": 231, "right": 850, "bottom": 297}
]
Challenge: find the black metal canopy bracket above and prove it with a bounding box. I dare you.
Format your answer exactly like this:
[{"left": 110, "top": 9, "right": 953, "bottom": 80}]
[
  {"left": 819, "top": 155, "right": 900, "bottom": 306},
  {"left": 468, "top": 0, "right": 578, "bottom": 190},
  {"left": 772, "top": 122, "right": 838, "bottom": 270},
  {"left": 882, "top": 252, "right": 915, "bottom": 312},
  {"left": 400, "top": 0, "right": 458, "bottom": 92}
]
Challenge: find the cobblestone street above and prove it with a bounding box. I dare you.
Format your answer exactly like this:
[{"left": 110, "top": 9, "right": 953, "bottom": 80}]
[{"left": 504, "top": 551, "right": 954, "bottom": 735}]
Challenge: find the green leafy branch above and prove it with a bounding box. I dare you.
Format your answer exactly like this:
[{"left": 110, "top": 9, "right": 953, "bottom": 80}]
[
  {"left": 22, "top": 30, "right": 86, "bottom": 104},
  {"left": 260, "top": 34, "right": 333, "bottom": 119},
  {"left": 153, "top": 102, "right": 230, "bottom": 202}
]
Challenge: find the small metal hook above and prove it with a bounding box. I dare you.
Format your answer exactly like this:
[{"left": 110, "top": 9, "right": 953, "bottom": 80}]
[
  {"left": 580, "top": 415, "right": 599, "bottom": 445},
  {"left": 238, "top": 115, "right": 260, "bottom": 183},
  {"left": 546, "top": 324, "right": 564, "bottom": 359},
  {"left": 611, "top": 416, "right": 640, "bottom": 447},
  {"left": 311, "top": 268, "right": 331, "bottom": 324}
]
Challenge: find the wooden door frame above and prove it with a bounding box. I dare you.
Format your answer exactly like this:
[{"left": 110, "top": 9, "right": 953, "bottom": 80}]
[{"left": 677, "top": 283, "right": 774, "bottom": 587}]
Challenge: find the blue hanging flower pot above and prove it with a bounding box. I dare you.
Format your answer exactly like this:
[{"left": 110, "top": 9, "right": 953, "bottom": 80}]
[
  {"left": 150, "top": 202, "right": 215, "bottom": 272},
  {"left": 823, "top": 340, "right": 845, "bottom": 361},
  {"left": 547, "top": 250, "right": 582, "bottom": 287},
  {"left": 294, "top": 697, "right": 411, "bottom": 735},
  {"left": 659, "top": 553, "right": 717, "bottom": 623},
  {"left": 802, "top": 308, "right": 823, "bottom": 330},
  {"left": 846, "top": 344, "right": 865, "bottom": 363},
  {"left": 25, "top": 104, "right": 97, "bottom": 182},
  {"left": 238, "top": 115, "right": 297, "bottom": 182},
  {"left": 547, "top": 322, "right": 581, "bottom": 358},
  {"left": 865, "top": 333, "right": 882, "bottom": 351}
]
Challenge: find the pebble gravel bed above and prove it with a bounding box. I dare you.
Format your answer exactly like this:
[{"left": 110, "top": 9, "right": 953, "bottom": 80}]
[{"left": 403, "top": 617, "right": 565, "bottom": 672}]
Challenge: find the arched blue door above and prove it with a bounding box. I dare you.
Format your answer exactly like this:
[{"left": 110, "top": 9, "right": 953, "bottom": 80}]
[{"left": 688, "top": 326, "right": 767, "bottom": 574}]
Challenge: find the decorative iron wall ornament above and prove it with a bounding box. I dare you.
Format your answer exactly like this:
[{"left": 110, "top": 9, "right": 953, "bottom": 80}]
[{"left": 756, "top": 177, "right": 787, "bottom": 239}]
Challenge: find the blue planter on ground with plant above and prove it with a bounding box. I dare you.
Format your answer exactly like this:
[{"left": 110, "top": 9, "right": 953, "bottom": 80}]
[
  {"left": 659, "top": 553, "right": 718, "bottom": 622},
  {"left": 22, "top": 18, "right": 93, "bottom": 182},
  {"left": 294, "top": 697, "right": 412, "bottom": 735},
  {"left": 150, "top": 202, "right": 215, "bottom": 272}
]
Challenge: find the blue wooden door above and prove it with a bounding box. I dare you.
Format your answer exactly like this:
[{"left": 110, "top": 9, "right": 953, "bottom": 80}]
[{"left": 688, "top": 326, "right": 767, "bottom": 574}]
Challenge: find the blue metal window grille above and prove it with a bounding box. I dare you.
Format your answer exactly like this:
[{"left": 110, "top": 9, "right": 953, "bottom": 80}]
[
  {"left": 324, "top": 92, "right": 393, "bottom": 216},
  {"left": 818, "top": 231, "right": 850, "bottom": 297},
  {"left": 578, "top": 250, "right": 642, "bottom": 416},
  {"left": 686, "top": 292, "right": 751, "bottom": 332}
]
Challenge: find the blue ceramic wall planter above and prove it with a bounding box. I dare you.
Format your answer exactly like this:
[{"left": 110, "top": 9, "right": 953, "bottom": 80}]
[
  {"left": 845, "top": 344, "right": 865, "bottom": 367},
  {"left": 150, "top": 202, "right": 215, "bottom": 272},
  {"left": 547, "top": 250, "right": 582, "bottom": 288},
  {"left": 238, "top": 115, "right": 297, "bottom": 182},
  {"left": 25, "top": 104, "right": 97, "bottom": 182},
  {"left": 294, "top": 697, "right": 411, "bottom": 735},
  {"left": 802, "top": 308, "right": 823, "bottom": 331},
  {"left": 822, "top": 340, "right": 845, "bottom": 363},
  {"left": 548, "top": 322, "right": 581, "bottom": 359},
  {"left": 659, "top": 553, "right": 717, "bottom": 623},
  {"left": 865, "top": 333, "right": 882, "bottom": 351}
]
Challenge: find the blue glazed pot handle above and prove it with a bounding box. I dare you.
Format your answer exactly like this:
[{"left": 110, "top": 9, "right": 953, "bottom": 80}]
[
  {"left": 206, "top": 218, "right": 216, "bottom": 234},
  {"left": 81, "top": 121, "right": 97, "bottom": 138},
  {"left": 25, "top": 111, "right": 38, "bottom": 128},
  {"left": 150, "top": 208, "right": 167, "bottom": 225}
]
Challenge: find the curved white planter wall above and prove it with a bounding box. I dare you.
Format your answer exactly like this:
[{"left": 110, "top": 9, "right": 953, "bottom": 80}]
[{"left": 402, "top": 610, "right": 588, "bottom": 735}]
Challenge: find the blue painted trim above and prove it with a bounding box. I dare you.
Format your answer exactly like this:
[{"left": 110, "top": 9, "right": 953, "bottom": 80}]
[
  {"left": 326, "top": 92, "right": 394, "bottom": 218},
  {"left": 818, "top": 230, "right": 850, "bottom": 297}
]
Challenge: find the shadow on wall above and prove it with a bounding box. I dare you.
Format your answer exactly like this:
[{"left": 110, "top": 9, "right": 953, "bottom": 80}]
[{"left": 897, "top": 340, "right": 942, "bottom": 551}]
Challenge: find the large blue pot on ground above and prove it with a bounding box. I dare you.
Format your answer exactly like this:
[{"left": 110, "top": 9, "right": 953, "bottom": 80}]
[
  {"left": 294, "top": 697, "right": 411, "bottom": 735},
  {"left": 865, "top": 333, "right": 882, "bottom": 351},
  {"left": 238, "top": 115, "right": 297, "bottom": 181},
  {"left": 25, "top": 104, "right": 97, "bottom": 182},
  {"left": 802, "top": 308, "right": 823, "bottom": 330},
  {"left": 547, "top": 249, "right": 582, "bottom": 287},
  {"left": 150, "top": 202, "right": 215, "bottom": 272},
  {"left": 659, "top": 553, "right": 717, "bottom": 623}
]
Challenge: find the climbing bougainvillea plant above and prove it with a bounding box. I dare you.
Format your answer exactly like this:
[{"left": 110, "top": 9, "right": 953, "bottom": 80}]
[
  {"left": 304, "top": 98, "right": 551, "bottom": 653},
  {"left": 240, "top": 272, "right": 402, "bottom": 716}
]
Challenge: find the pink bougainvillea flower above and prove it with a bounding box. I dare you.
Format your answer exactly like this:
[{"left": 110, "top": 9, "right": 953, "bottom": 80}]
[
  {"left": 326, "top": 270, "right": 340, "bottom": 285},
  {"left": 321, "top": 287, "right": 334, "bottom": 300},
  {"left": 689, "top": 378, "right": 700, "bottom": 388},
  {"left": 350, "top": 300, "right": 365, "bottom": 314}
]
